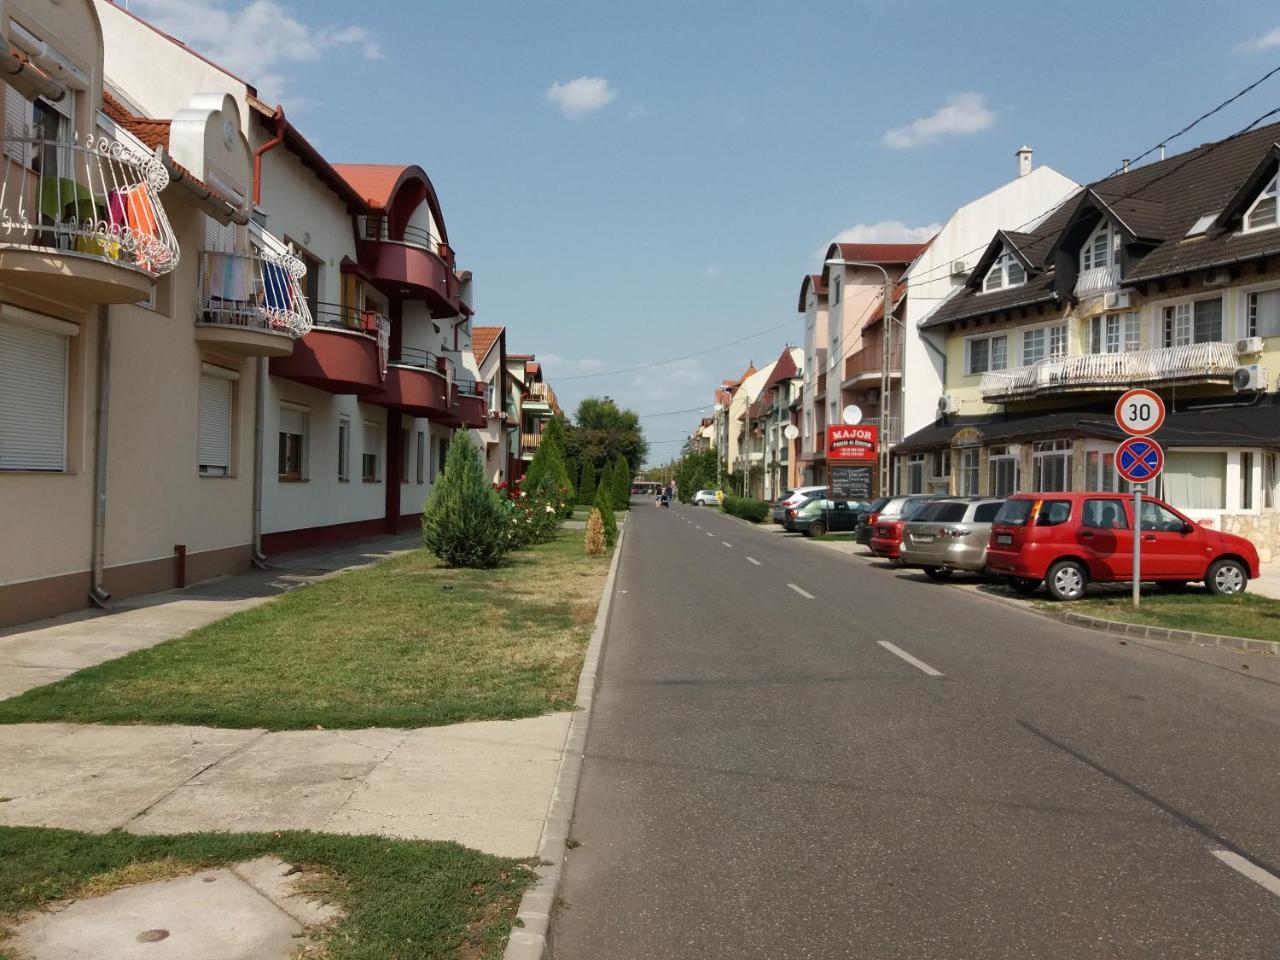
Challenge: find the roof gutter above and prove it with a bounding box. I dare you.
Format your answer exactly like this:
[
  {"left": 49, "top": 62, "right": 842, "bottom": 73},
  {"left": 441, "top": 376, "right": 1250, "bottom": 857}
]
[
  {"left": 3, "top": 48, "right": 64, "bottom": 102},
  {"left": 155, "top": 145, "right": 249, "bottom": 225},
  {"left": 252, "top": 104, "right": 286, "bottom": 206}
]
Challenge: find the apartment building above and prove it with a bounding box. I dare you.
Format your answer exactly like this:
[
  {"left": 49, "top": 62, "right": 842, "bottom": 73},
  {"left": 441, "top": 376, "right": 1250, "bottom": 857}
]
[
  {"left": 471, "top": 325, "right": 513, "bottom": 483},
  {"left": 506, "top": 354, "right": 560, "bottom": 481},
  {"left": 896, "top": 124, "right": 1280, "bottom": 557},
  {"left": 751, "top": 345, "right": 802, "bottom": 500},
  {"left": 796, "top": 274, "right": 827, "bottom": 484}
]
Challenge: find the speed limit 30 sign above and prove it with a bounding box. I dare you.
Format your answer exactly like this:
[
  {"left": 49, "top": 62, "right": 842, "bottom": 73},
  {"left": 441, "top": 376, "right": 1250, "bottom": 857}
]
[{"left": 1115, "top": 388, "right": 1166, "bottom": 437}]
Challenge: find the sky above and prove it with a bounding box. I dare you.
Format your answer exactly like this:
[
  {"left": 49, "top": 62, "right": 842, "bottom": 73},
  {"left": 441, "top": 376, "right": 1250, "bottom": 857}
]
[{"left": 126, "top": 0, "right": 1280, "bottom": 463}]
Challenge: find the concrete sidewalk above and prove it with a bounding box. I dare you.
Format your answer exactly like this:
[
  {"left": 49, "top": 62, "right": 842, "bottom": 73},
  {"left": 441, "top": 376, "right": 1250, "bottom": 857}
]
[
  {"left": 0, "top": 714, "right": 570, "bottom": 857},
  {"left": 0, "top": 534, "right": 420, "bottom": 701}
]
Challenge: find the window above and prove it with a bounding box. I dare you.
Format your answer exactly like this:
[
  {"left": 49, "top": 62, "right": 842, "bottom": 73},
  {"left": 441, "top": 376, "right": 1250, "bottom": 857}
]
[
  {"left": 1021, "top": 324, "right": 1067, "bottom": 365},
  {"left": 1032, "top": 439, "right": 1072, "bottom": 492},
  {"left": 338, "top": 417, "right": 351, "bottom": 481},
  {"left": 1035, "top": 500, "right": 1072, "bottom": 526},
  {"left": 1082, "top": 498, "right": 1129, "bottom": 529},
  {"left": 1162, "top": 451, "right": 1226, "bottom": 510},
  {"left": 197, "top": 367, "right": 235, "bottom": 476},
  {"left": 1246, "top": 290, "right": 1280, "bottom": 338},
  {"left": 983, "top": 247, "right": 1026, "bottom": 293},
  {"left": 438, "top": 437, "right": 449, "bottom": 478},
  {"left": 1139, "top": 500, "right": 1186, "bottom": 532},
  {"left": 974, "top": 502, "right": 1002, "bottom": 523},
  {"left": 1244, "top": 174, "right": 1277, "bottom": 232},
  {"left": 1264, "top": 452, "right": 1278, "bottom": 509},
  {"left": 905, "top": 454, "right": 925, "bottom": 494},
  {"left": 416, "top": 431, "right": 425, "bottom": 484},
  {"left": 1089, "top": 312, "right": 1141, "bottom": 354},
  {"left": 966, "top": 334, "right": 1008, "bottom": 375},
  {"left": 989, "top": 445, "right": 1017, "bottom": 496},
  {"left": 959, "top": 448, "right": 979, "bottom": 495},
  {"left": 1241, "top": 451, "right": 1253, "bottom": 510},
  {"left": 1162, "top": 298, "right": 1222, "bottom": 347},
  {"left": 0, "top": 317, "right": 70, "bottom": 471},
  {"left": 831, "top": 275, "right": 841, "bottom": 305},
  {"left": 1085, "top": 449, "right": 1120, "bottom": 492},
  {"left": 400, "top": 427, "right": 411, "bottom": 482},
  {"left": 1081, "top": 221, "right": 1116, "bottom": 272},
  {"left": 362, "top": 421, "right": 379, "bottom": 482},
  {"left": 931, "top": 449, "right": 951, "bottom": 481},
  {"left": 277, "top": 405, "right": 308, "bottom": 480}
]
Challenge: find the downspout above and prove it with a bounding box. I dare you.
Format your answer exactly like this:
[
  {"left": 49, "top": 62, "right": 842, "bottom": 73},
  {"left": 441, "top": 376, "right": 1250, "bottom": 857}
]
[
  {"left": 89, "top": 305, "right": 112, "bottom": 607},
  {"left": 252, "top": 105, "right": 286, "bottom": 206},
  {"left": 251, "top": 356, "right": 268, "bottom": 568}
]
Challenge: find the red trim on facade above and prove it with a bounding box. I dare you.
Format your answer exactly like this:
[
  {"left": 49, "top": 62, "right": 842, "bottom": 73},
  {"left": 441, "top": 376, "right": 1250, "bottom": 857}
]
[
  {"left": 365, "top": 365, "right": 451, "bottom": 418},
  {"left": 261, "top": 518, "right": 389, "bottom": 554},
  {"left": 269, "top": 328, "right": 383, "bottom": 394},
  {"left": 355, "top": 236, "right": 461, "bottom": 317}
]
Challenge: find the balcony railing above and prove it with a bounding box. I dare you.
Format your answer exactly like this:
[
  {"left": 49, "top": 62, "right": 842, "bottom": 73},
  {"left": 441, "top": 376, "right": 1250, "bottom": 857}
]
[
  {"left": 0, "top": 132, "right": 178, "bottom": 276},
  {"left": 358, "top": 215, "right": 455, "bottom": 267},
  {"left": 456, "top": 378, "right": 485, "bottom": 398},
  {"left": 843, "top": 341, "right": 903, "bottom": 383},
  {"left": 521, "top": 433, "right": 542, "bottom": 452},
  {"left": 198, "top": 250, "right": 312, "bottom": 337},
  {"left": 313, "top": 301, "right": 389, "bottom": 375},
  {"left": 981, "top": 342, "right": 1240, "bottom": 401},
  {"left": 1073, "top": 263, "right": 1122, "bottom": 299},
  {"left": 861, "top": 415, "right": 902, "bottom": 445}
]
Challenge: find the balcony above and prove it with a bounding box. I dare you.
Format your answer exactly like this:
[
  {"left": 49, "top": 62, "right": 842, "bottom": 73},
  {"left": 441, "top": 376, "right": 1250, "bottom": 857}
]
[
  {"left": 0, "top": 133, "right": 178, "bottom": 305},
  {"left": 269, "top": 302, "right": 387, "bottom": 393},
  {"left": 365, "top": 345, "right": 452, "bottom": 418},
  {"left": 520, "top": 432, "right": 542, "bottom": 459},
  {"left": 861, "top": 415, "right": 902, "bottom": 445},
  {"left": 843, "top": 339, "right": 903, "bottom": 387},
  {"left": 981, "top": 342, "right": 1241, "bottom": 402},
  {"left": 523, "top": 381, "right": 556, "bottom": 417},
  {"left": 454, "top": 378, "right": 487, "bottom": 428},
  {"left": 1073, "top": 263, "right": 1122, "bottom": 300},
  {"left": 196, "top": 250, "right": 311, "bottom": 357},
  {"left": 816, "top": 372, "right": 827, "bottom": 399},
  {"left": 355, "top": 215, "right": 461, "bottom": 318}
]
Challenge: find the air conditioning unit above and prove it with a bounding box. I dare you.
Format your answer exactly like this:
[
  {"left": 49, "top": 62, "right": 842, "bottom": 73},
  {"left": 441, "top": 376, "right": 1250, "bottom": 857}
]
[
  {"left": 867, "top": 388, "right": 881, "bottom": 404},
  {"left": 1236, "top": 336, "right": 1264, "bottom": 355},
  {"left": 1204, "top": 268, "right": 1232, "bottom": 287},
  {"left": 1105, "top": 290, "right": 1131, "bottom": 310},
  {"left": 937, "top": 394, "right": 960, "bottom": 416},
  {"left": 1232, "top": 364, "right": 1267, "bottom": 392},
  {"left": 950, "top": 259, "right": 968, "bottom": 278}
]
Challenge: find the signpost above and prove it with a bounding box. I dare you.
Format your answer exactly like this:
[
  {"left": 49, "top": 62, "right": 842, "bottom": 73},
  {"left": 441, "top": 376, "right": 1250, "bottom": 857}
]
[
  {"left": 826, "top": 424, "right": 879, "bottom": 510},
  {"left": 1114, "top": 390, "right": 1167, "bottom": 610}
]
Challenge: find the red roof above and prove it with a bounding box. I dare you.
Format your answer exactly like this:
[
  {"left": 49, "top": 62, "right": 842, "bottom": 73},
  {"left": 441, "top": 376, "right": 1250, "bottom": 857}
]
[
  {"left": 762, "top": 346, "right": 798, "bottom": 391},
  {"left": 797, "top": 273, "right": 828, "bottom": 311},
  {"left": 829, "top": 241, "right": 927, "bottom": 264},
  {"left": 101, "top": 90, "right": 171, "bottom": 151},
  {"left": 472, "top": 326, "right": 503, "bottom": 365},
  {"left": 331, "top": 164, "right": 411, "bottom": 209}
]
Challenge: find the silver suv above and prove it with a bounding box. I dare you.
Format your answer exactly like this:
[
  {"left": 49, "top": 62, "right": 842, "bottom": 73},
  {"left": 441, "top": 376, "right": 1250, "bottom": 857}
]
[{"left": 900, "top": 497, "right": 1005, "bottom": 579}]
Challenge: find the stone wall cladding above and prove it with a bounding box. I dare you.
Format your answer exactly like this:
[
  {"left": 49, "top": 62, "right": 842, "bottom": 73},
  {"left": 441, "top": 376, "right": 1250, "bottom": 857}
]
[{"left": 1219, "top": 512, "right": 1280, "bottom": 563}]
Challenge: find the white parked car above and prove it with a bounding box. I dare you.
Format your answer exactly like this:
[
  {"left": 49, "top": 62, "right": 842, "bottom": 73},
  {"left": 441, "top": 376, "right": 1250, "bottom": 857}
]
[{"left": 692, "top": 489, "right": 719, "bottom": 506}]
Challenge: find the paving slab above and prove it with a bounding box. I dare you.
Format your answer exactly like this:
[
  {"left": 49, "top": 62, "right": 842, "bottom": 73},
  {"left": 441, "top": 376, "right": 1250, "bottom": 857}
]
[{"left": 9, "top": 857, "right": 334, "bottom": 960}]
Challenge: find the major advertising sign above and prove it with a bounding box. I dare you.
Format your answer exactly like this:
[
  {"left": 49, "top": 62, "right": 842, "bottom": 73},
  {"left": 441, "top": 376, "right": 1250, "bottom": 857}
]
[{"left": 826, "top": 424, "right": 878, "bottom": 462}]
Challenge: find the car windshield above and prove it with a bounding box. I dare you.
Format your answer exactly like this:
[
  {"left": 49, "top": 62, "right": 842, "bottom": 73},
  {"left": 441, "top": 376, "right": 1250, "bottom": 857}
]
[{"left": 994, "top": 499, "right": 1034, "bottom": 526}]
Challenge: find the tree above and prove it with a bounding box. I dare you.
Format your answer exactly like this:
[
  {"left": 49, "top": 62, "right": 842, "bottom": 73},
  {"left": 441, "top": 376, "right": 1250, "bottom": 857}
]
[
  {"left": 564, "top": 397, "right": 648, "bottom": 475},
  {"left": 584, "top": 507, "right": 606, "bottom": 556},
  {"left": 421, "top": 431, "right": 510, "bottom": 568},
  {"left": 523, "top": 418, "right": 573, "bottom": 510},
  {"left": 611, "top": 455, "right": 631, "bottom": 511},
  {"left": 577, "top": 460, "right": 597, "bottom": 506},
  {"left": 593, "top": 475, "right": 618, "bottom": 546},
  {"left": 597, "top": 457, "right": 614, "bottom": 509}
]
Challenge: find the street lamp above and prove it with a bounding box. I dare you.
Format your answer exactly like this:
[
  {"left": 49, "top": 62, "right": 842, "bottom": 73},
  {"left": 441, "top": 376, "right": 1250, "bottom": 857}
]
[{"left": 824, "top": 258, "right": 899, "bottom": 496}]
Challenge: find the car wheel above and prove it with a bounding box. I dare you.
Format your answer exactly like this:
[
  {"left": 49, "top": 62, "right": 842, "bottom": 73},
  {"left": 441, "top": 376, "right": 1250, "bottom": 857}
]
[
  {"left": 1156, "top": 581, "right": 1189, "bottom": 593},
  {"left": 923, "top": 566, "right": 953, "bottom": 581},
  {"left": 808, "top": 521, "right": 825, "bottom": 538},
  {"left": 1045, "top": 560, "right": 1087, "bottom": 601},
  {"left": 1009, "top": 577, "right": 1041, "bottom": 596},
  {"left": 1206, "top": 558, "right": 1248, "bottom": 596}
]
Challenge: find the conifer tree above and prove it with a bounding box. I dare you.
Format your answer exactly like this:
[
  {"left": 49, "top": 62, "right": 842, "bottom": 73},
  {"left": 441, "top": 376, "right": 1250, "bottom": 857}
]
[
  {"left": 578, "top": 460, "right": 597, "bottom": 506},
  {"left": 422, "top": 431, "right": 510, "bottom": 568},
  {"left": 611, "top": 455, "right": 631, "bottom": 511}
]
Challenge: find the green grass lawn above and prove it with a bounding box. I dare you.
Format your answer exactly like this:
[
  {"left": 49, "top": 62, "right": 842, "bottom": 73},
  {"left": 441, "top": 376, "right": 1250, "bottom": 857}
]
[
  {"left": 0, "top": 531, "right": 612, "bottom": 730},
  {"left": 0, "top": 826, "right": 533, "bottom": 960},
  {"left": 1040, "top": 590, "right": 1280, "bottom": 643},
  {"left": 809, "top": 533, "right": 858, "bottom": 542}
]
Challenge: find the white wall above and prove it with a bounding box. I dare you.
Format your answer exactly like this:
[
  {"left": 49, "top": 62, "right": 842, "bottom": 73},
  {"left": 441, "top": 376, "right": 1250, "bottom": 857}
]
[{"left": 902, "top": 165, "right": 1079, "bottom": 438}]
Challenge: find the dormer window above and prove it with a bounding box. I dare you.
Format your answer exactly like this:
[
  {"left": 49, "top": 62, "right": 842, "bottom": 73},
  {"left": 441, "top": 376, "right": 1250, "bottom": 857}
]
[
  {"left": 982, "top": 247, "right": 1025, "bottom": 293},
  {"left": 1244, "top": 174, "right": 1277, "bottom": 232},
  {"left": 1080, "top": 221, "right": 1118, "bottom": 272}
]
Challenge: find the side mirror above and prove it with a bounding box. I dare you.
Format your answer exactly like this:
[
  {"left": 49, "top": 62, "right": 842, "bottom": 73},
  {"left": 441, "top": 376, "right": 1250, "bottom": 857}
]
[{"left": 1182, "top": 521, "right": 1195, "bottom": 535}]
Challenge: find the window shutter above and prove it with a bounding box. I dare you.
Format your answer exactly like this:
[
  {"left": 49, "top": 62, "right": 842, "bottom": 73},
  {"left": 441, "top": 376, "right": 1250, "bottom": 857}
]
[
  {"left": 204, "top": 215, "right": 236, "bottom": 253},
  {"left": 279, "top": 405, "right": 306, "bottom": 436},
  {"left": 1253, "top": 290, "right": 1280, "bottom": 338},
  {"left": 363, "top": 421, "right": 377, "bottom": 456},
  {"left": 3, "top": 85, "right": 33, "bottom": 166},
  {"left": 197, "top": 374, "right": 232, "bottom": 473},
  {"left": 0, "top": 319, "right": 68, "bottom": 470}
]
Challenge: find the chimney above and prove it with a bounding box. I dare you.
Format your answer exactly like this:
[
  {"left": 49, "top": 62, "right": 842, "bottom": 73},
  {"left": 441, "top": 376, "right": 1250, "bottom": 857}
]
[
  {"left": 1016, "top": 145, "right": 1033, "bottom": 178},
  {"left": 1122, "top": 159, "right": 1130, "bottom": 173}
]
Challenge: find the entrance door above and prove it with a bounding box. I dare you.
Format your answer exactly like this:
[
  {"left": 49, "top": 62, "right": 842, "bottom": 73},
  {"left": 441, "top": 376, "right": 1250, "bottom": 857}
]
[
  {"left": 1078, "top": 497, "right": 1133, "bottom": 581},
  {"left": 1138, "top": 499, "right": 1202, "bottom": 580}
]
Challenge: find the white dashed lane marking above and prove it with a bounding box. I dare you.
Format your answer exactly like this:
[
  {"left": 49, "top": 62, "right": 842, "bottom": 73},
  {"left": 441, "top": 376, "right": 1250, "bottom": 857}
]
[
  {"left": 746, "top": 557, "right": 762, "bottom": 566},
  {"left": 786, "top": 583, "right": 814, "bottom": 600},
  {"left": 877, "top": 641, "right": 944, "bottom": 677}
]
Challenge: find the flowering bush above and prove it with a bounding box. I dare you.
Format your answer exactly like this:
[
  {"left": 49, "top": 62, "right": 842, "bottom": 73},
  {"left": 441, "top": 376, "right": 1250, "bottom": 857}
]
[{"left": 504, "top": 472, "right": 570, "bottom": 547}]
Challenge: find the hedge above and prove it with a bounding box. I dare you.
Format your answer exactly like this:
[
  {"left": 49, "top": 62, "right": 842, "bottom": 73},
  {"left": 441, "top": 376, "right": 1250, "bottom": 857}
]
[{"left": 721, "top": 495, "right": 769, "bottom": 523}]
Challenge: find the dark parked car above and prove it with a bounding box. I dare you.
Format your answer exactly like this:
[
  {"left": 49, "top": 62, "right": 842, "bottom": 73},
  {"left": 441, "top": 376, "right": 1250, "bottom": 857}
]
[
  {"left": 868, "top": 495, "right": 943, "bottom": 559},
  {"left": 854, "top": 497, "right": 892, "bottom": 546},
  {"left": 785, "top": 498, "right": 869, "bottom": 537}
]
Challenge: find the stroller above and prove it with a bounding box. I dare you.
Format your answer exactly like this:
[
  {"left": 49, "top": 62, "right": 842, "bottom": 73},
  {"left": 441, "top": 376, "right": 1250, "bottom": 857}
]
[{"left": 660, "top": 490, "right": 671, "bottom": 508}]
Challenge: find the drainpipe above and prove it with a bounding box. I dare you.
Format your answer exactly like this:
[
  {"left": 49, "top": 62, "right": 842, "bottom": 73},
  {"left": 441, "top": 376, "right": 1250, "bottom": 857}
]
[
  {"left": 89, "top": 305, "right": 112, "bottom": 608},
  {"left": 252, "top": 105, "right": 286, "bottom": 207},
  {"left": 251, "top": 356, "right": 268, "bottom": 568}
]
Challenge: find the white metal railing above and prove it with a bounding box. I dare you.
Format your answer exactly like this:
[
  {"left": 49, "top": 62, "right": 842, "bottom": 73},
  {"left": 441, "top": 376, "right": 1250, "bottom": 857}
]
[
  {"left": 0, "top": 132, "right": 178, "bottom": 276},
  {"left": 981, "top": 342, "right": 1240, "bottom": 399},
  {"left": 198, "top": 250, "right": 312, "bottom": 337},
  {"left": 862, "top": 415, "right": 901, "bottom": 444},
  {"left": 1073, "top": 264, "right": 1122, "bottom": 298}
]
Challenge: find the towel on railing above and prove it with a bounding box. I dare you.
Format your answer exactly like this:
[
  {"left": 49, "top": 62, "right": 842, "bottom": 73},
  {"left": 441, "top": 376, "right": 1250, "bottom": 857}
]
[
  {"left": 108, "top": 185, "right": 164, "bottom": 271},
  {"left": 206, "top": 252, "right": 252, "bottom": 302}
]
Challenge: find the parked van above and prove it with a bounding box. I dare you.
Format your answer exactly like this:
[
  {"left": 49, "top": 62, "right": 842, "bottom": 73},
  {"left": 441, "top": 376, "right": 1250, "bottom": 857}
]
[{"left": 986, "top": 493, "right": 1260, "bottom": 600}]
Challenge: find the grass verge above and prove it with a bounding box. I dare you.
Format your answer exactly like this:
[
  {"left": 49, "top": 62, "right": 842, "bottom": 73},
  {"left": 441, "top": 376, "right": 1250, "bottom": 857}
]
[
  {"left": 1037, "top": 589, "right": 1280, "bottom": 643},
  {"left": 0, "top": 531, "right": 612, "bottom": 730},
  {"left": 0, "top": 826, "right": 533, "bottom": 960},
  {"left": 809, "top": 533, "right": 858, "bottom": 542}
]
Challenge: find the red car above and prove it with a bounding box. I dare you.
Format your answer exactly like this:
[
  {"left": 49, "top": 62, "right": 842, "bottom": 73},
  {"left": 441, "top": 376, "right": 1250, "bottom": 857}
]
[
  {"left": 868, "top": 495, "right": 940, "bottom": 560},
  {"left": 986, "top": 492, "right": 1260, "bottom": 601}
]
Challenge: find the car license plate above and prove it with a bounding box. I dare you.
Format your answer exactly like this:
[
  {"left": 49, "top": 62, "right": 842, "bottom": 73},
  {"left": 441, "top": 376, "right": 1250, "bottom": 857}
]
[
  {"left": 914, "top": 534, "right": 934, "bottom": 543},
  {"left": 996, "top": 534, "right": 1013, "bottom": 545}
]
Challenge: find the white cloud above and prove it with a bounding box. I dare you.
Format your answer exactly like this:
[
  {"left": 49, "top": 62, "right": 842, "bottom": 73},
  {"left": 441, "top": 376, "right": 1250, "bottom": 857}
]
[
  {"left": 883, "top": 92, "right": 995, "bottom": 149},
  {"left": 830, "top": 220, "right": 943, "bottom": 245},
  {"left": 703, "top": 266, "right": 722, "bottom": 280},
  {"left": 545, "top": 76, "right": 616, "bottom": 120},
  {"left": 128, "top": 0, "right": 382, "bottom": 105},
  {"left": 540, "top": 353, "right": 606, "bottom": 373},
  {"left": 627, "top": 104, "right": 653, "bottom": 120},
  {"left": 1236, "top": 27, "right": 1280, "bottom": 53}
]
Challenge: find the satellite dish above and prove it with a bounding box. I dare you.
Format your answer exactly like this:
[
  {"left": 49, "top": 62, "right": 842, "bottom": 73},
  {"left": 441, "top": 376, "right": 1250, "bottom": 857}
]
[
  {"left": 842, "top": 404, "right": 863, "bottom": 425},
  {"left": 784, "top": 424, "right": 799, "bottom": 440}
]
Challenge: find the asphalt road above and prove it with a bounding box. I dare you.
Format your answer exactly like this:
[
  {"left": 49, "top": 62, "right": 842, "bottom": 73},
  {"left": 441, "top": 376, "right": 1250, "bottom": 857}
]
[{"left": 554, "top": 502, "right": 1280, "bottom": 959}]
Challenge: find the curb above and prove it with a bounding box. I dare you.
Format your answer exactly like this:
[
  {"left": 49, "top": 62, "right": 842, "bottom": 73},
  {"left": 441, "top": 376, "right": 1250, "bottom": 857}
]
[{"left": 503, "top": 521, "right": 627, "bottom": 960}]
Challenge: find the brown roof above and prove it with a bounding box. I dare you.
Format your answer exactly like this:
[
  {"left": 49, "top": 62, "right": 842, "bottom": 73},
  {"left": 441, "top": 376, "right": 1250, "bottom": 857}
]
[
  {"left": 797, "top": 273, "right": 828, "bottom": 311},
  {"left": 472, "top": 326, "right": 503, "bottom": 365},
  {"left": 101, "top": 90, "right": 171, "bottom": 151},
  {"left": 330, "top": 164, "right": 411, "bottom": 209},
  {"left": 762, "top": 346, "right": 799, "bottom": 392}
]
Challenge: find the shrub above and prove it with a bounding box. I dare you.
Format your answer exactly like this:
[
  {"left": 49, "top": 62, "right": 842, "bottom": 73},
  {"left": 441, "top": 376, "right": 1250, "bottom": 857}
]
[
  {"left": 577, "top": 460, "right": 597, "bottom": 507},
  {"left": 584, "top": 507, "right": 606, "bottom": 556},
  {"left": 507, "top": 472, "right": 565, "bottom": 547},
  {"left": 524, "top": 420, "right": 574, "bottom": 517},
  {"left": 611, "top": 455, "right": 631, "bottom": 511},
  {"left": 422, "top": 431, "right": 511, "bottom": 568},
  {"left": 593, "top": 477, "right": 618, "bottom": 547},
  {"left": 722, "top": 495, "right": 769, "bottom": 523}
]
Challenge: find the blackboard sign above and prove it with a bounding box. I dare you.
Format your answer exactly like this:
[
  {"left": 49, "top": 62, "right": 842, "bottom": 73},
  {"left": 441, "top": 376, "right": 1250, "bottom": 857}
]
[{"left": 829, "top": 465, "right": 872, "bottom": 501}]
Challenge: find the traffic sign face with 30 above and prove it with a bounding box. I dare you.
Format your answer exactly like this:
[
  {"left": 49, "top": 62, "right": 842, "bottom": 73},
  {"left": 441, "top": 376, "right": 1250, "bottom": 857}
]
[
  {"left": 1115, "top": 388, "right": 1166, "bottom": 437},
  {"left": 1115, "top": 436, "right": 1164, "bottom": 484}
]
